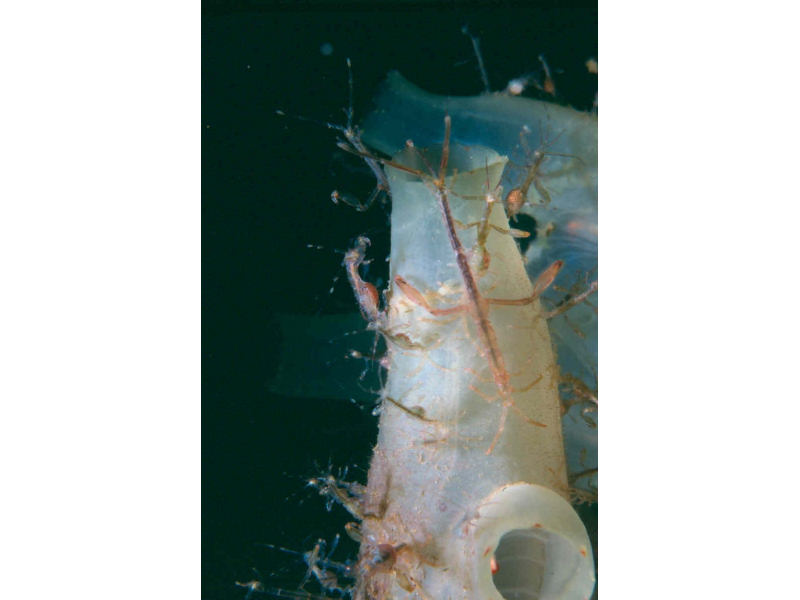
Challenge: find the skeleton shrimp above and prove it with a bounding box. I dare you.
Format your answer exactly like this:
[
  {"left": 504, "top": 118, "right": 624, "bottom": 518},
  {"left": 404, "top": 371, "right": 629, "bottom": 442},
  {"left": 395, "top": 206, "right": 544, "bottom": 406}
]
[
  {"left": 341, "top": 116, "right": 563, "bottom": 454},
  {"left": 276, "top": 59, "right": 390, "bottom": 212}
]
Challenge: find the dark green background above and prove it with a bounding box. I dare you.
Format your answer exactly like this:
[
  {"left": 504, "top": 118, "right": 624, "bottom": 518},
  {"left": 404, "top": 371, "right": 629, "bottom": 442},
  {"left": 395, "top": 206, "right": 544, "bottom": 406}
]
[{"left": 203, "top": 2, "right": 597, "bottom": 598}]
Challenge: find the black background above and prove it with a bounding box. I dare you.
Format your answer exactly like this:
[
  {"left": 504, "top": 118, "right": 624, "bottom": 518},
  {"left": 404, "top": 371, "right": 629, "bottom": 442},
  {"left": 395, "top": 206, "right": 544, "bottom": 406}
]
[{"left": 203, "top": 2, "right": 597, "bottom": 598}]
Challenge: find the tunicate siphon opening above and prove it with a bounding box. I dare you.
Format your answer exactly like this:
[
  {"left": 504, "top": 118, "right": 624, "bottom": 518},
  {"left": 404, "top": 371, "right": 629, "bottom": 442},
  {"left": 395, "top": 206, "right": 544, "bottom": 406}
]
[{"left": 492, "top": 527, "right": 584, "bottom": 600}]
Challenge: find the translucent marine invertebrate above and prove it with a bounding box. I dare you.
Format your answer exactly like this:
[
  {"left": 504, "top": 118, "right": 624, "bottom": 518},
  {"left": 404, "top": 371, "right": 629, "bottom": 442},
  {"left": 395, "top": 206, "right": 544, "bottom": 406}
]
[
  {"left": 361, "top": 73, "right": 598, "bottom": 501},
  {"left": 342, "top": 119, "right": 594, "bottom": 599},
  {"left": 268, "top": 70, "right": 597, "bottom": 599}
]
